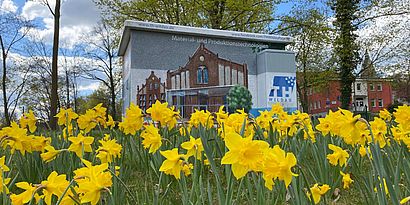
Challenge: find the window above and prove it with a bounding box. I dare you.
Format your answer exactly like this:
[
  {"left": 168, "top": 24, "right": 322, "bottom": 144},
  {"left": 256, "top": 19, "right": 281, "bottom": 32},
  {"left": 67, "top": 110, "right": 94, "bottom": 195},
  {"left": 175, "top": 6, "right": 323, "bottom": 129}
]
[
  {"left": 377, "top": 83, "right": 382, "bottom": 91},
  {"left": 369, "top": 83, "right": 374, "bottom": 91},
  {"left": 371, "top": 99, "right": 376, "bottom": 107},
  {"left": 356, "top": 83, "right": 361, "bottom": 91},
  {"left": 318, "top": 101, "right": 321, "bottom": 109},
  {"left": 197, "top": 66, "right": 208, "bottom": 84},
  {"left": 314, "top": 101, "right": 317, "bottom": 109},
  {"left": 378, "top": 99, "right": 383, "bottom": 107}
]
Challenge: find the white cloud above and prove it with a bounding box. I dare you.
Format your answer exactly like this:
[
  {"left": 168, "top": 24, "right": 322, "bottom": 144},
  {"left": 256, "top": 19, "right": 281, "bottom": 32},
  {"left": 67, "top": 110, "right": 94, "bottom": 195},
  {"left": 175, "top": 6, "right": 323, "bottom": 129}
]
[
  {"left": 77, "top": 82, "right": 100, "bottom": 92},
  {"left": 0, "top": 0, "right": 17, "bottom": 13},
  {"left": 22, "top": 0, "right": 101, "bottom": 49},
  {"left": 21, "top": 1, "right": 51, "bottom": 20}
]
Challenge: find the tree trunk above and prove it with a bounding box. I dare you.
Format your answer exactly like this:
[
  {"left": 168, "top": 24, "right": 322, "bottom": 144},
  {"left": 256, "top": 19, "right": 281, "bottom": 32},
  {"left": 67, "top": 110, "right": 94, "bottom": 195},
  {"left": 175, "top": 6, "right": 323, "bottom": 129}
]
[
  {"left": 66, "top": 68, "right": 70, "bottom": 107},
  {"left": 109, "top": 56, "right": 116, "bottom": 121},
  {"left": 50, "top": 0, "right": 61, "bottom": 130},
  {"left": 0, "top": 36, "right": 11, "bottom": 126}
]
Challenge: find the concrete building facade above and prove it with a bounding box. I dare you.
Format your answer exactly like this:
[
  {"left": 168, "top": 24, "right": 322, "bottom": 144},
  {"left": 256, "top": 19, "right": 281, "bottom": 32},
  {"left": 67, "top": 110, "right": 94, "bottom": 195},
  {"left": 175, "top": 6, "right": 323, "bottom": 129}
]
[{"left": 118, "top": 20, "right": 296, "bottom": 116}]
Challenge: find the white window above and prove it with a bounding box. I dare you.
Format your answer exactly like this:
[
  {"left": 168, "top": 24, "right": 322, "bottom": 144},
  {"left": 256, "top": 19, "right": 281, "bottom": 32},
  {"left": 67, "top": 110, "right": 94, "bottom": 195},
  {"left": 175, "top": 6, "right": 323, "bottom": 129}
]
[
  {"left": 356, "top": 83, "right": 361, "bottom": 91},
  {"left": 185, "top": 71, "right": 190, "bottom": 88},
  {"left": 371, "top": 99, "right": 376, "bottom": 107},
  {"left": 318, "top": 101, "right": 321, "bottom": 109},
  {"left": 378, "top": 99, "right": 383, "bottom": 107},
  {"left": 314, "top": 101, "right": 317, "bottom": 109},
  {"left": 377, "top": 83, "right": 382, "bottom": 91},
  {"left": 238, "top": 71, "right": 244, "bottom": 85},
  {"left": 232, "top": 69, "right": 238, "bottom": 84},
  {"left": 369, "top": 83, "right": 374, "bottom": 91},
  {"left": 218, "top": 64, "right": 224, "bottom": 85},
  {"left": 225, "top": 66, "right": 231, "bottom": 85}
]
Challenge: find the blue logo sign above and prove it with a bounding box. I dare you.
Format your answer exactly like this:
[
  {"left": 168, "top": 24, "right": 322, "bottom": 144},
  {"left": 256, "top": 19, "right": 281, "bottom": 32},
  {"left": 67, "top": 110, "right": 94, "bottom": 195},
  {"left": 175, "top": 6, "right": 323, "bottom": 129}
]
[{"left": 268, "top": 75, "right": 296, "bottom": 103}]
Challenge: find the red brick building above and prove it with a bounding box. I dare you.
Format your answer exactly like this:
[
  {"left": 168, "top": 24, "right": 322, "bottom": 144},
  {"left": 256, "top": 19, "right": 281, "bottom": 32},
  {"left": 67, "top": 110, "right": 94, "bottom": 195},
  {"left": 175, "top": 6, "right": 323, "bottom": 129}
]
[
  {"left": 166, "top": 43, "right": 248, "bottom": 117},
  {"left": 304, "top": 78, "right": 393, "bottom": 116},
  {"left": 136, "top": 71, "right": 166, "bottom": 111}
]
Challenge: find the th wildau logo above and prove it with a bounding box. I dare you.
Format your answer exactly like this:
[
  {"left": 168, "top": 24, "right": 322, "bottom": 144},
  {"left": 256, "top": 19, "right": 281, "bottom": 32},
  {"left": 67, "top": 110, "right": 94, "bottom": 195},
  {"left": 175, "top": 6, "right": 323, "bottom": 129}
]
[{"left": 268, "top": 76, "right": 296, "bottom": 103}]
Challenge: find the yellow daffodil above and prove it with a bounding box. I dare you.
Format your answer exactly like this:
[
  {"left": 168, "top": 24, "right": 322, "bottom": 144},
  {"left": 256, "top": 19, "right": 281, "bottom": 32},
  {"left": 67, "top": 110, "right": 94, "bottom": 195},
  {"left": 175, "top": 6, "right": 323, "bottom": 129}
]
[
  {"left": 74, "top": 159, "right": 112, "bottom": 205},
  {"left": 10, "top": 182, "right": 39, "bottom": 205},
  {"left": 400, "top": 196, "right": 410, "bottom": 204},
  {"left": 222, "top": 110, "right": 249, "bottom": 135},
  {"left": 179, "top": 126, "right": 191, "bottom": 136},
  {"left": 0, "top": 156, "right": 10, "bottom": 172},
  {"left": 359, "top": 145, "right": 367, "bottom": 157},
  {"left": 256, "top": 110, "right": 273, "bottom": 130},
  {"left": 370, "top": 117, "right": 388, "bottom": 148},
  {"left": 0, "top": 156, "right": 10, "bottom": 194},
  {"left": 19, "top": 110, "right": 37, "bottom": 133},
  {"left": 68, "top": 133, "right": 94, "bottom": 158},
  {"left": 31, "top": 135, "right": 51, "bottom": 152},
  {"left": 269, "top": 103, "right": 286, "bottom": 116},
  {"left": 106, "top": 115, "right": 115, "bottom": 129},
  {"left": 215, "top": 105, "right": 228, "bottom": 125},
  {"left": 262, "top": 145, "right": 297, "bottom": 190},
  {"left": 307, "top": 183, "right": 331, "bottom": 204},
  {"left": 374, "top": 177, "right": 390, "bottom": 195},
  {"left": 140, "top": 124, "right": 162, "bottom": 153},
  {"left": 340, "top": 171, "right": 353, "bottom": 189},
  {"left": 379, "top": 109, "right": 392, "bottom": 121},
  {"left": 55, "top": 108, "right": 78, "bottom": 126},
  {"left": 1, "top": 122, "right": 32, "bottom": 155},
  {"left": 40, "top": 171, "right": 70, "bottom": 205},
  {"left": 394, "top": 104, "right": 410, "bottom": 131},
  {"left": 40, "top": 145, "right": 62, "bottom": 163},
  {"left": 118, "top": 103, "right": 144, "bottom": 135},
  {"left": 327, "top": 144, "right": 349, "bottom": 167},
  {"left": 181, "top": 136, "right": 203, "bottom": 159},
  {"left": 77, "top": 110, "right": 99, "bottom": 133},
  {"left": 316, "top": 117, "right": 333, "bottom": 136},
  {"left": 96, "top": 135, "right": 122, "bottom": 163},
  {"left": 189, "top": 109, "right": 214, "bottom": 129},
  {"left": 159, "top": 148, "right": 189, "bottom": 179},
  {"left": 146, "top": 100, "right": 179, "bottom": 128},
  {"left": 221, "top": 132, "right": 269, "bottom": 179}
]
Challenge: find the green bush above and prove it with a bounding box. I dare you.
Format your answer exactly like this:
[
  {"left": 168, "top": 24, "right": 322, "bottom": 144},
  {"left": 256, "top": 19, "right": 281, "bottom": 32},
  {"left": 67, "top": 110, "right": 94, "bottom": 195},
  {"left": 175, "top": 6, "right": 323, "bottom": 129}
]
[{"left": 226, "top": 85, "right": 253, "bottom": 113}]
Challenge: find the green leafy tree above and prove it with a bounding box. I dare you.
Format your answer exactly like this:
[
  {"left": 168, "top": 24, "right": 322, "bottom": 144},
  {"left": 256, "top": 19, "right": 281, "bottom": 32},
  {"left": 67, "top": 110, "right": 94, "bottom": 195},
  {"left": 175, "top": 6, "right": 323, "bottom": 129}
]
[
  {"left": 332, "top": 0, "right": 360, "bottom": 109},
  {"left": 274, "top": 2, "right": 335, "bottom": 113},
  {"left": 226, "top": 85, "right": 252, "bottom": 113},
  {"left": 94, "top": 0, "right": 281, "bottom": 32}
]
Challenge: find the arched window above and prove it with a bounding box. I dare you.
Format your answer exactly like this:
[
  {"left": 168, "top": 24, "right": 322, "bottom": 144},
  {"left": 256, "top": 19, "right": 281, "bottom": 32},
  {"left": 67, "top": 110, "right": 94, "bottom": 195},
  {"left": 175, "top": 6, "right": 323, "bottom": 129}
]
[
  {"left": 203, "top": 67, "right": 208, "bottom": 83},
  {"left": 197, "top": 68, "right": 202, "bottom": 84},
  {"left": 197, "top": 66, "right": 208, "bottom": 84}
]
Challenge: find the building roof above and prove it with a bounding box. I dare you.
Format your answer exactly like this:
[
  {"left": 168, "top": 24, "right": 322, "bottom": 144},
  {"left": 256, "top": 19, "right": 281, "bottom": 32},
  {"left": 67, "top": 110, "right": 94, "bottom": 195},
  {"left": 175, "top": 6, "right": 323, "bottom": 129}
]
[{"left": 118, "top": 20, "right": 294, "bottom": 56}]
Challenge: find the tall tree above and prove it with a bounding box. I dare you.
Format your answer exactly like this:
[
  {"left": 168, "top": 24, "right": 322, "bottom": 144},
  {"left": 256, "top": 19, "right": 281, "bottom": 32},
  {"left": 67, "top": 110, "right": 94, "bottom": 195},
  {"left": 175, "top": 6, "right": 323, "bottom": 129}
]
[
  {"left": 40, "top": 0, "right": 61, "bottom": 129},
  {"left": 0, "top": 12, "right": 32, "bottom": 126},
  {"left": 80, "top": 21, "right": 121, "bottom": 121},
  {"left": 274, "top": 3, "right": 335, "bottom": 112},
  {"left": 332, "top": 0, "right": 360, "bottom": 109},
  {"left": 94, "top": 0, "right": 280, "bottom": 32}
]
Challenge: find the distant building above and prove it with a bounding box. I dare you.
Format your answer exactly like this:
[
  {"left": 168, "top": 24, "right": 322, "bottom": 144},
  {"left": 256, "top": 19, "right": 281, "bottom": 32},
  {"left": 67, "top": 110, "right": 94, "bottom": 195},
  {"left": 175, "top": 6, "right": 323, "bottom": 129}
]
[
  {"left": 136, "top": 71, "right": 166, "bottom": 111},
  {"left": 304, "top": 78, "right": 393, "bottom": 117}
]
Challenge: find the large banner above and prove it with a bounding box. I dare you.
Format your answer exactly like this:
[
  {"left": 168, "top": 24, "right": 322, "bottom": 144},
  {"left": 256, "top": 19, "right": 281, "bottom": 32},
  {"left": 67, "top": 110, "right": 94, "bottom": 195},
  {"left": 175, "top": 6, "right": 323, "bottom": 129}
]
[{"left": 267, "top": 72, "right": 297, "bottom": 109}]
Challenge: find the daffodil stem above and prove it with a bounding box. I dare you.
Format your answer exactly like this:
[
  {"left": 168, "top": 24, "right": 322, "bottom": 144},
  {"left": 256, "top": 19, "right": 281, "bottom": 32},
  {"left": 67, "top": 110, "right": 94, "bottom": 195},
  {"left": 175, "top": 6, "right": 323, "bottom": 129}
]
[
  {"left": 107, "top": 168, "right": 138, "bottom": 204},
  {"left": 56, "top": 178, "right": 79, "bottom": 205}
]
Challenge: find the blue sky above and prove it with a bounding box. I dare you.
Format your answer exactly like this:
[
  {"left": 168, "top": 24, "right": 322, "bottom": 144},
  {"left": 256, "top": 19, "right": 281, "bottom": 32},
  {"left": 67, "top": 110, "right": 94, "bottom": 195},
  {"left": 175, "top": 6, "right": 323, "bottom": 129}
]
[{"left": 0, "top": 0, "right": 317, "bottom": 96}]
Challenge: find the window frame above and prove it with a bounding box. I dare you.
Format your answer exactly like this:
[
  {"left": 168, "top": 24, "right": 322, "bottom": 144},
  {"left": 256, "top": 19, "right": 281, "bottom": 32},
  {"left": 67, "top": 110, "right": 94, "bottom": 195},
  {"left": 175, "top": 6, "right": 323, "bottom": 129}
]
[
  {"left": 371, "top": 99, "right": 376, "bottom": 107},
  {"left": 378, "top": 99, "right": 383, "bottom": 107},
  {"left": 197, "top": 65, "right": 208, "bottom": 84},
  {"left": 377, "top": 83, "right": 382, "bottom": 91}
]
